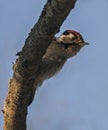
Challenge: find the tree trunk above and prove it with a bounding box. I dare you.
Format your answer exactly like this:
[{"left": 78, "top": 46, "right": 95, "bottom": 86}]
[{"left": 3, "top": 0, "right": 77, "bottom": 130}]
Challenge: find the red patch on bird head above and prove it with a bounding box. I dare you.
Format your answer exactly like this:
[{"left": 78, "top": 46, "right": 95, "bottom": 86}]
[
  {"left": 67, "top": 30, "right": 81, "bottom": 37},
  {"left": 67, "top": 30, "right": 84, "bottom": 41}
]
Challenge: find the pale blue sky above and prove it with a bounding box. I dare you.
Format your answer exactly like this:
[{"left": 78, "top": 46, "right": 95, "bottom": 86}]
[{"left": 0, "top": 0, "right": 108, "bottom": 130}]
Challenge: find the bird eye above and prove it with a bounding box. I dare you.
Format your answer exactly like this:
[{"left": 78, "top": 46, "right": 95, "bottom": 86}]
[{"left": 72, "top": 37, "right": 76, "bottom": 41}]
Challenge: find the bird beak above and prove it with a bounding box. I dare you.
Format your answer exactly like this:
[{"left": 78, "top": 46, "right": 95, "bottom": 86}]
[{"left": 84, "top": 42, "right": 90, "bottom": 45}]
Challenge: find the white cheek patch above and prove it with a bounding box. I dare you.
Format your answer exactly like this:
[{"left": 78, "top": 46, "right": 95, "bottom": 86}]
[
  {"left": 68, "top": 33, "right": 75, "bottom": 39},
  {"left": 57, "top": 33, "right": 75, "bottom": 43}
]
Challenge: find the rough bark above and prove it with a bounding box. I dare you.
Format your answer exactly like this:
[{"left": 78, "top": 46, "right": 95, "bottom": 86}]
[{"left": 3, "top": 0, "right": 77, "bottom": 130}]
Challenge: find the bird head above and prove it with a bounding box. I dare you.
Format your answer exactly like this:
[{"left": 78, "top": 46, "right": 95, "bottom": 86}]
[{"left": 57, "top": 30, "right": 89, "bottom": 47}]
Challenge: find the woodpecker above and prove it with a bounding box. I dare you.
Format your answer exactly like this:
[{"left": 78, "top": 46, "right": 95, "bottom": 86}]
[{"left": 28, "top": 30, "right": 89, "bottom": 105}]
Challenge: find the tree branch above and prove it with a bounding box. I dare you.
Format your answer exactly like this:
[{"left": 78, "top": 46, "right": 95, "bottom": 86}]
[{"left": 3, "top": 0, "right": 77, "bottom": 130}]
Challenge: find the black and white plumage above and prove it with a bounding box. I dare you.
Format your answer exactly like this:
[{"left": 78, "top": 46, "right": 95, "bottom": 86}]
[{"left": 28, "top": 30, "right": 89, "bottom": 105}]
